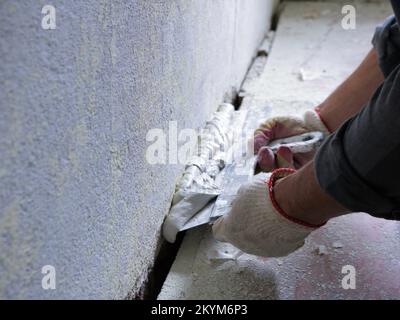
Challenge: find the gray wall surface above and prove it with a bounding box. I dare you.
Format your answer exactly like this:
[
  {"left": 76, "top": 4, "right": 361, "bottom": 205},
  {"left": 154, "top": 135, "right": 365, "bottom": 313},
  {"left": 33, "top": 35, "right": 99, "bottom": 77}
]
[{"left": 0, "top": 0, "right": 277, "bottom": 299}]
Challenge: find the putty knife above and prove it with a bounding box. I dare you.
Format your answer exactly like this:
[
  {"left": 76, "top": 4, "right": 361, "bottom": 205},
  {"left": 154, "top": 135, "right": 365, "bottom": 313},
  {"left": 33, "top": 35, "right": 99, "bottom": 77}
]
[{"left": 180, "top": 131, "right": 325, "bottom": 230}]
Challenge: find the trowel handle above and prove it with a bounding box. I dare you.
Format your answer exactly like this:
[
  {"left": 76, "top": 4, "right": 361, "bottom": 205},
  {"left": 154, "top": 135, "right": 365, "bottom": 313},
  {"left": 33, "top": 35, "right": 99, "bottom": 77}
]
[{"left": 268, "top": 131, "right": 325, "bottom": 154}]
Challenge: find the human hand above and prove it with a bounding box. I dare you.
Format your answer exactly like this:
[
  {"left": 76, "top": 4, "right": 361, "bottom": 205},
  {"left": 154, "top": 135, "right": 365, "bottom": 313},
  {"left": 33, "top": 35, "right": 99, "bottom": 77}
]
[
  {"left": 212, "top": 170, "right": 323, "bottom": 257},
  {"left": 253, "top": 109, "right": 330, "bottom": 171}
]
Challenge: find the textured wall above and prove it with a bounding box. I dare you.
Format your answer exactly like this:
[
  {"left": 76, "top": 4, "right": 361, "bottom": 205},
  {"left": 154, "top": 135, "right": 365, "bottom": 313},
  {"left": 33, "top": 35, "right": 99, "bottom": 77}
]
[{"left": 0, "top": 0, "right": 277, "bottom": 299}]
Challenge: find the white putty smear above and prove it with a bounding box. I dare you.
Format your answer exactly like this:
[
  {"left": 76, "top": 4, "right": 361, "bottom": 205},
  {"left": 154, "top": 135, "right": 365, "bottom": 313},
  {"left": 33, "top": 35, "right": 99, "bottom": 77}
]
[{"left": 163, "top": 103, "right": 241, "bottom": 243}]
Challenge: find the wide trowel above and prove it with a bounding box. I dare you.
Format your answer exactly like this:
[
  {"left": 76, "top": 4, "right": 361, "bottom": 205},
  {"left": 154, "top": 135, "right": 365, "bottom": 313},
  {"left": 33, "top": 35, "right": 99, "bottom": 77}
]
[{"left": 162, "top": 104, "right": 325, "bottom": 243}]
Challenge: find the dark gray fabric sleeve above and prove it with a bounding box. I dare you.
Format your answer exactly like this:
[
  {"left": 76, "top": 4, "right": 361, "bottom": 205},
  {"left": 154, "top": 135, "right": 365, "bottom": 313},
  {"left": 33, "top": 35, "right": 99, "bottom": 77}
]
[
  {"left": 315, "top": 63, "right": 400, "bottom": 220},
  {"left": 372, "top": 14, "right": 400, "bottom": 77},
  {"left": 314, "top": 5, "right": 400, "bottom": 221}
]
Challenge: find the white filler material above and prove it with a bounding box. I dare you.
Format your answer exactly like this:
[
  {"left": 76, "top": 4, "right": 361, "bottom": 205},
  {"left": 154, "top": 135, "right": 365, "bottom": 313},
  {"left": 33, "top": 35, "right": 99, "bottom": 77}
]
[{"left": 163, "top": 103, "right": 240, "bottom": 243}]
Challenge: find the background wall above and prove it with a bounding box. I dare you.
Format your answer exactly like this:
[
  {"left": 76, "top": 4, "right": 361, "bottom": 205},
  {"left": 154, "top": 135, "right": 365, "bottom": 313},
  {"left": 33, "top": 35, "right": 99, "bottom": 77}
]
[{"left": 0, "top": 0, "right": 277, "bottom": 299}]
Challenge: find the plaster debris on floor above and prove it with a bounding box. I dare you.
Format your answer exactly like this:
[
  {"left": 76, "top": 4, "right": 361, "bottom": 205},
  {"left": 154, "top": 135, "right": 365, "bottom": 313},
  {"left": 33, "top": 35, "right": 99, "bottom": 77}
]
[{"left": 159, "top": 1, "right": 399, "bottom": 300}]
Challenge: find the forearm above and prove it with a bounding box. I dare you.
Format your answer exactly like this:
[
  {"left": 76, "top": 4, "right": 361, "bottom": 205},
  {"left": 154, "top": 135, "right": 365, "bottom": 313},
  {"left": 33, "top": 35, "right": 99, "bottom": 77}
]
[
  {"left": 274, "top": 161, "right": 350, "bottom": 225},
  {"left": 318, "top": 48, "right": 384, "bottom": 132}
]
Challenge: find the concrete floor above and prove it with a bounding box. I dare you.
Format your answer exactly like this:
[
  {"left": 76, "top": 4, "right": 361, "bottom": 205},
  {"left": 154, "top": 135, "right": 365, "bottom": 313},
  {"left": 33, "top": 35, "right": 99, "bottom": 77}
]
[{"left": 159, "top": 1, "right": 400, "bottom": 300}]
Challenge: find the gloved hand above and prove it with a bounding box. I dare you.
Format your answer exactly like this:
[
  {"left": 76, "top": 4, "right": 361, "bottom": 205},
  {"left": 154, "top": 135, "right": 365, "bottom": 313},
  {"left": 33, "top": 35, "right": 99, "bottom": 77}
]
[
  {"left": 253, "top": 109, "right": 330, "bottom": 171},
  {"left": 212, "top": 169, "right": 324, "bottom": 257}
]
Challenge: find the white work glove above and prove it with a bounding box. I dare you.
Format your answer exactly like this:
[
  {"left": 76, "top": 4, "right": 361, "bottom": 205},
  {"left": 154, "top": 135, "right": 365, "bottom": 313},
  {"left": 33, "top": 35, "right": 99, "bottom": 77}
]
[
  {"left": 212, "top": 169, "right": 324, "bottom": 257},
  {"left": 253, "top": 109, "right": 331, "bottom": 171}
]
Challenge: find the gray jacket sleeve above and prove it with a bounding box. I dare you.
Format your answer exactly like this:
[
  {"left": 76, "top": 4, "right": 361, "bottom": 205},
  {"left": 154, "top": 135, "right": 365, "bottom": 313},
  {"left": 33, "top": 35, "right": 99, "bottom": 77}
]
[
  {"left": 314, "top": 16, "right": 400, "bottom": 221},
  {"left": 372, "top": 15, "right": 400, "bottom": 77}
]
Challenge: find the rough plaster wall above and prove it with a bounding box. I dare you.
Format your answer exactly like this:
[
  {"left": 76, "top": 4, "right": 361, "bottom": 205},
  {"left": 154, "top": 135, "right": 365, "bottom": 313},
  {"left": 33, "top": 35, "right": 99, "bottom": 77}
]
[{"left": 0, "top": 0, "right": 277, "bottom": 299}]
